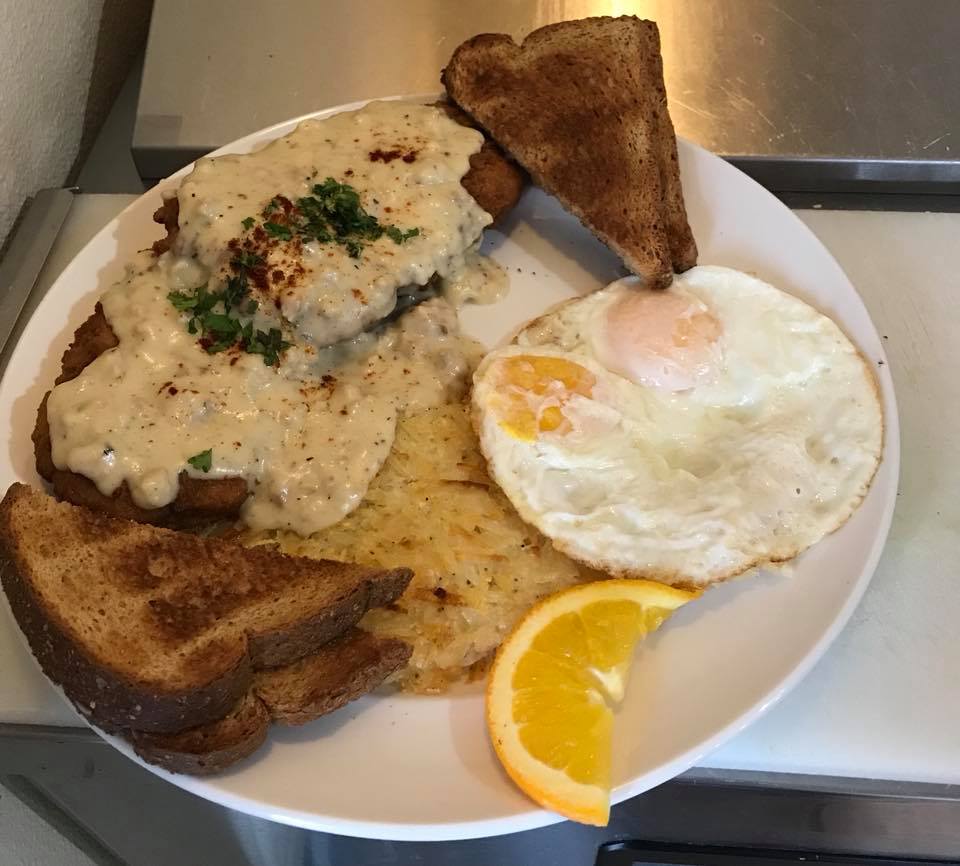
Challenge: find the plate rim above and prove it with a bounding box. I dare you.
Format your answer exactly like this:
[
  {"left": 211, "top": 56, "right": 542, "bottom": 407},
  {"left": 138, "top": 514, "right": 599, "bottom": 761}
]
[{"left": 0, "top": 94, "right": 900, "bottom": 841}]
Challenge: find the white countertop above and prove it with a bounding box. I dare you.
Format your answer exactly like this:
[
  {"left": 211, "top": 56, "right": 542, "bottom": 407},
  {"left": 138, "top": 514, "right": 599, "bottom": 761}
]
[
  {"left": 1, "top": 196, "right": 954, "bottom": 787},
  {"left": 704, "top": 207, "right": 958, "bottom": 785}
]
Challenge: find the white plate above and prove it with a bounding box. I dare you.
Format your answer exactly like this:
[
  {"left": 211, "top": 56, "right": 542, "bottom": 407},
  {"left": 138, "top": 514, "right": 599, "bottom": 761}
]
[{"left": 0, "top": 97, "right": 899, "bottom": 840}]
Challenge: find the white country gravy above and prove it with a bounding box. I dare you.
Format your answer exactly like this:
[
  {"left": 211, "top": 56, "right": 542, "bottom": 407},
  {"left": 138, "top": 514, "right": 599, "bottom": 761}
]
[
  {"left": 176, "top": 101, "right": 493, "bottom": 347},
  {"left": 45, "top": 102, "right": 506, "bottom": 535},
  {"left": 443, "top": 242, "right": 510, "bottom": 306}
]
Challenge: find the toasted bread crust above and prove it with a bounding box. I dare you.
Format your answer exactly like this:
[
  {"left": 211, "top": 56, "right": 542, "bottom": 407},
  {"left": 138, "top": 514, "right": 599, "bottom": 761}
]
[
  {"left": 0, "top": 484, "right": 412, "bottom": 733},
  {"left": 645, "top": 32, "right": 698, "bottom": 272},
  {"left": 246, "top": 568, "right": 412, "bottom": 669},
  {"left": 256, "top": 628, "right": 411, "bottom": 725},
  {"left": 129, "top": 690, "right": 269, "bottom": 775},
  {"left": 443, "top": 17, "right": 697, "bottom": 287},
  {"left": 0, "top": 498, "right": 252, "bottom": 732},
  {"left": 128, "top": 629, "right": 410, "bottom": 774}
]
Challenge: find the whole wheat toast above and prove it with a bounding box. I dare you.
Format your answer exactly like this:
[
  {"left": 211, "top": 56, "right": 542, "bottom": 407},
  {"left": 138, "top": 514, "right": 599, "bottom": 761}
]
[
  {"left": 442, "top": 16, "right": 697, "bottom": 288},
  {"left": 130, "top": 629, "right": 411, "bottom": 775},
  {"left": 0, "top": 484, "right": 412, "bottom": 734}
]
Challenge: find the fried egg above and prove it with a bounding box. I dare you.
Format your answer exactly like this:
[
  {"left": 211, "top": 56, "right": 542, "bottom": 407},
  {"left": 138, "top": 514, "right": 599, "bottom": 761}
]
[{"left": 471, "top": 266, "right": 883, "bottom": 587}]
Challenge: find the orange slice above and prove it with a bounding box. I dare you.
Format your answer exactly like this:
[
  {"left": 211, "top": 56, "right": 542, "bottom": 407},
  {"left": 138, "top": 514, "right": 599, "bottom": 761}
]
[{"left": 486, "top": 579, "right": 697, "bottom": 825}]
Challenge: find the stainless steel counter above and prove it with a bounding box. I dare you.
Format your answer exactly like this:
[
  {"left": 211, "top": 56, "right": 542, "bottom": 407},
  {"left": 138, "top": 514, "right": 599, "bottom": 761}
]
[
  {"left": 5, "top": 725, "right": 960, "bottom": 863},
  {"left": 136, "top": 0, "right": 960, "bottom": 201}
]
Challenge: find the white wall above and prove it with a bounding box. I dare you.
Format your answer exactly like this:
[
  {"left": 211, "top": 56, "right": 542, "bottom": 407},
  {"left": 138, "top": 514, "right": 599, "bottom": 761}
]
[{"left": 0, "top": 0, "right": 105, "bottom": 244}]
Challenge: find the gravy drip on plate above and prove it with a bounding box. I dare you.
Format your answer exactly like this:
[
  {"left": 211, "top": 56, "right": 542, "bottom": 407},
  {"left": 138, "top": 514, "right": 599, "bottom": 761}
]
[
  {"left": 443, "top": 242, "right": 509, "bottom": 305},
  {"left": 45, "top": 102, "right": 502, "bottom": 535}
]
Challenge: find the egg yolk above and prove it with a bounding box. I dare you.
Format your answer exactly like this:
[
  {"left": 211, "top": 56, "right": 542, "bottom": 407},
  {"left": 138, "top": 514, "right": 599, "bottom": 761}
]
[
  {"left": 596, "top": 289, "right": 722, "bottom": 391},
  {"left": 491, "top": 355, "right": 596, "bottom": 442}
]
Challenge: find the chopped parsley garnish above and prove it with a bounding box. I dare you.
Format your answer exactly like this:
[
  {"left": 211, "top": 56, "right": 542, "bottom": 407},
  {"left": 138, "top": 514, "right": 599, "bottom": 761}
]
[
  {"left": 201, "top": 313, "right": 243, "bottom": 353},
  {"left": 187, "top": 449, "right": 213, "bottom": 473},
  {"left": 384, "top": 225, "right": 420, "bottom": 244},
  {"left": 167, "top": 177, "right": 415, "bottom": 360},
  {"left": 263, "top": 221, "right": 293, "bottom": 241},
  {"left": 230, "top": 250, "right": 265, "bottom": 271},
  {"left": 343, "top": 239, "right": 363, "bottom": 259},
  {"left": 249, "top": 178, "right": 421, "bottom": 259},
  {"left": 245, "top": 326, "right": 290, "bottom": 366},
  {"left": 166, "top": 251, "right": 290, "bottom": 365},
  {"left": 167, "top": 287, "right": 206, "bottom": 313},
  {"left": 221, "top": 275, "right": 248, "bottom": 310}
]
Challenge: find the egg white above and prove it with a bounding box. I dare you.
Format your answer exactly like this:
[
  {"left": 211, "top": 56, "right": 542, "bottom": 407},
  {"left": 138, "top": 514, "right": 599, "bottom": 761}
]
[{"left": 472, "top": 266, "right": 884, "bottom": 587}]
